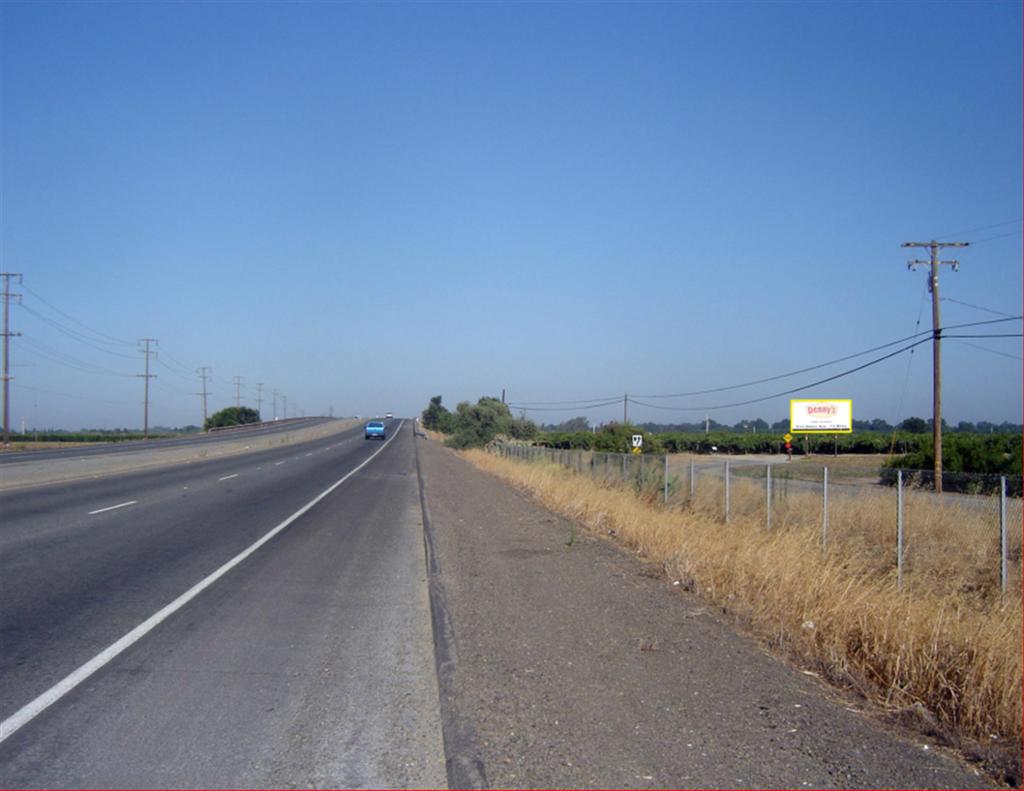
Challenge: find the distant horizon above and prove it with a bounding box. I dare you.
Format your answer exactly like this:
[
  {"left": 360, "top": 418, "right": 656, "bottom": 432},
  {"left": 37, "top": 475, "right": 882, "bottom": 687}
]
[{"left": 12, "top": 413, "right": 1022, "bottom": 436}]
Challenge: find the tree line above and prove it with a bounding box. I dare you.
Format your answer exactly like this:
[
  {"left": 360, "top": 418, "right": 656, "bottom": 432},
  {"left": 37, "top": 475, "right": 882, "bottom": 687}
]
[{"left": 421, "top": 396, "right": 1021, "bottom": 476}]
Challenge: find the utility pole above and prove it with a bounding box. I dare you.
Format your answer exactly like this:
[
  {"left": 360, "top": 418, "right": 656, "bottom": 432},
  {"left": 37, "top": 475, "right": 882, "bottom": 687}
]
[
  {"left": 138, "top": 338, "right": 158, "bottom": 439},
  {"left": 1, "top": 273, "right": 23, "bottom": 448},
  {"left": 282, "top": 395, "right": 288, "bottom": 419},
  {"left": 255, "top": 382, "right": 264, "bottom": 419},
  {"left": 623, "top": 393, "right": 628, "bottom": 425},
  {"left": 272, "top": 389, "right": 279, "bottom": 420},
  {"left": 902, "top": 239, "right": 969, "bottom": 493},
  {"left": 232, "top": 376, "right": 244, "bottom": 408},
  {"left": 196, "top": 367, "right": 212, "bottom": 428}
]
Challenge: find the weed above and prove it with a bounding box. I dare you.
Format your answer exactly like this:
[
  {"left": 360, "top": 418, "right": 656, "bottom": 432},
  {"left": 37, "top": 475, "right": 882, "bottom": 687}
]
[{"left": 463, "top": 449, "right": 1023, "bottom": 765}]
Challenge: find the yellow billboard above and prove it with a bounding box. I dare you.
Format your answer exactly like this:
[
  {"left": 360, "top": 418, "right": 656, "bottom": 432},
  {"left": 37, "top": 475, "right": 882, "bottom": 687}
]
[{"left": 790, "top": 399, "right": 853, "bottom": 434}]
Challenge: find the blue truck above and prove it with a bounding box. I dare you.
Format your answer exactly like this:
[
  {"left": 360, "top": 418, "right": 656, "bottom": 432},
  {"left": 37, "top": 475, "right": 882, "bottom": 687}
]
[{"left": 364, "top": 421, "right": 386, "bottom": 440}]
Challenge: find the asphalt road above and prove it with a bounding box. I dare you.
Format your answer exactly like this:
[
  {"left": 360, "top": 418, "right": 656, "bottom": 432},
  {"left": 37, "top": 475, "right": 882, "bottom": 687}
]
[
  {"left": 0, "top": 416, "right": 335, "bottom": 464},
  {"left": 0, "top": 419, "right": 447, "bottom": 788}
]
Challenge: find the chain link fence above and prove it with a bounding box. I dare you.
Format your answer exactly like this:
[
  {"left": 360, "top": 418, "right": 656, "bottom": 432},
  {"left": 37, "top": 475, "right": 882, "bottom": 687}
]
[{"left": 488, "top": 443, "right": 1023, "bottom": 598}]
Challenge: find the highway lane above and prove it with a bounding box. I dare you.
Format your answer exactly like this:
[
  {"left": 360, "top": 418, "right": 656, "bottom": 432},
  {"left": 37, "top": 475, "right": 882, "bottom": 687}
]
[
  {"left": 0, "top": 419, "right": 446, "bottom": 787},
  {"left": 0, "top": 416, "right": 336, "bottom": 464}
]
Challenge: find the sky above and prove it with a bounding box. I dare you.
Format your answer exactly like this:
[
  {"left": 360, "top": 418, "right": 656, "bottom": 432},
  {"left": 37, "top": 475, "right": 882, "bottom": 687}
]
[{"left": 1, "top": 0, "right": 1021, "bottom": 431}]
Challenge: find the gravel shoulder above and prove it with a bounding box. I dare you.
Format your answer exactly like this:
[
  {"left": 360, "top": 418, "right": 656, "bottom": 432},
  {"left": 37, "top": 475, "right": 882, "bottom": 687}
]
[{"left": 416, "top": 436, "right": 996, "bottom": 789}]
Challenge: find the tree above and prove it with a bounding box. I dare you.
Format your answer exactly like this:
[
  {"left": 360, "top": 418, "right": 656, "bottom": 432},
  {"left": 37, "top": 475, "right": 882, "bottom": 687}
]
[
  {"left": 421, "top": 395, "right": 455, "bottom": 432},
  {"left": 423, "top": 395, "right": 539, "bottom": 448},
  {"left": 447, "top": 396, "right": 516, "bottom": 448},
  {"left": 898, "top": 416, "right": 928, "bottom": 434},
  {"left": 205, "top": 406, "right": 260, "bottom": 431},
  {"left": 591, "top": 422, "right": 661, "bottom": 454},
  {"left": 543, "top": 416, "right": 590, "bottom": 433}
]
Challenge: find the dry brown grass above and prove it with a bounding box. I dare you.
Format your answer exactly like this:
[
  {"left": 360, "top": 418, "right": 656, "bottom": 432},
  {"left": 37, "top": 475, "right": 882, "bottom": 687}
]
[
  {"left": 2, "top": 441, "right": 107, "bottom": 451},
  {"left": 463, "top": 449, "right": 1023, "bottom": 769}
]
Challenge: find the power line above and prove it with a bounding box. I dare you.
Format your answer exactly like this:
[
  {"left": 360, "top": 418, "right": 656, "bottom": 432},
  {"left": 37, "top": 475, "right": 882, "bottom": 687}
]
[
  {"left": 509, "top": 394, "right": 624, "bottom": 406},
  {"left": 20, "top": 338, "right": 135, "bottom": 378},
  {"left": 506, "top": 397, "right": 625, "bottom": 413},
  {"left": 152, "top": 378, "right": 194, "bottom": 398},
  {"left": 943, "top": 333, "right": 1023, "bottom": 339},
  {"left": 157, "top": 346, "right": 199, "bottom": 376},
  {"left": 967, "top": 230, "right": 1022, "bottom": 245},
  {"left": 17, "top": 303, "right": 139, "bottom": 359},
  {"left": 628, "top": 337, "right": 932, "bottom": 413},
  {"left": 508, "top": 315, "right": 1022, "bottom": 413},
  {"left": 12, "top": 382, "right": 138, "bottom": 406},
  {"left": 19, "top": 282, "right": 134, "bottom": 347},
  {"left": 155, "top": 356, "right": 201, "bottom": 384},
  {"left": 889, "top": 280, "right": 930, "bottom": 457},
  {"left": 933, "top": 218, "right": 1021, "bottom": 240},
  {"left": 634, "top": 316, "right": 1019, "bottom": 400},
  {"left": 951, "top": 340, "right": 1022, "bottom": 362},
  {"left": 941, "top": 297, "right": 1016, "bottom": 318}
]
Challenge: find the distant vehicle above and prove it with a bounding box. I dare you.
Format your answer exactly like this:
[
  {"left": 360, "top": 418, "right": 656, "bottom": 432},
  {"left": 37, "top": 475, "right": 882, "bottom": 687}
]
[
  {"left": 365, "top": 421, "right": 386, "bottom": 440},
  {"left": 385, "top": 412, "right": 393, "bottom": 419}
]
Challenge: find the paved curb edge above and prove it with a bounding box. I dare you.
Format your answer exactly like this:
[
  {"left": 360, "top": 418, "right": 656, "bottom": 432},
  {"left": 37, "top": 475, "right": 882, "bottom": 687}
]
[{"left": 414, "top": 433, "right": 488, "bottom": 790}]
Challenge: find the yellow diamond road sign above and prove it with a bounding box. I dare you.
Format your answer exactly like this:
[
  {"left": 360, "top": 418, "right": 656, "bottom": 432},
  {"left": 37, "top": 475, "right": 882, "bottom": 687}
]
[{"left": 783, "top": 433, "right": 793, "bottom": 443}]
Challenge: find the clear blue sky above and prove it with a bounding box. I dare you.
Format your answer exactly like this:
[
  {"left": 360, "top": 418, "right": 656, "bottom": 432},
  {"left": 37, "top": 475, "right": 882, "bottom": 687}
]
[{"left": 2, "top": 0, "right": 1021, "bottom": 430}]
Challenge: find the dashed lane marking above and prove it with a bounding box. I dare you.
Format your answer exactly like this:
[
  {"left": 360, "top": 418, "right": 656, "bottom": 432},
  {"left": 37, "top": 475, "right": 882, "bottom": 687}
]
[{"left": 88, "top": 501, "right": 138, "bottom": 516}]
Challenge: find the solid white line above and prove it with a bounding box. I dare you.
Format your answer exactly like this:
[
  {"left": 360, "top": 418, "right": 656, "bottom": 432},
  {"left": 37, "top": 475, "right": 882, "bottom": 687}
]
[
  {"left": 275, "top": 461, "right": 285, "bottom": 466},
  {"left": 0, "top": 420, "right": 405, "bottom": 744},
  {"left": 219, "top": 474, "right": 239, "bottom": 481},
  {"left": 88, "top": 501, "right": 137, "bottom": 516}
]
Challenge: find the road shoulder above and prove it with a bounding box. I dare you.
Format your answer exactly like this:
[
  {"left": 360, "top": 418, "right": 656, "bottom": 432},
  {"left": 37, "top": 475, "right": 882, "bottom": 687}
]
[{"left": 416, "top": 436, "right": 993, "bottom": 789}]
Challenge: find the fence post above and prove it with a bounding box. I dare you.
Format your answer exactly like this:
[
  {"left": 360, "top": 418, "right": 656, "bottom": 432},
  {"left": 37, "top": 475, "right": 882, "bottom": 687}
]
[
  {"left": 724, "top": 460, "right": 731, "bottom": 523},
  {"left": 822, "top": 467, "right": 829, "bottom": 549},
  {"left": 622, "top": 453, "right": 627, "bottom": 481},
  {"left": 766, "top": 464, "right": 772, "bottom": 529},
  {"left": 897, "top": 469, "right": 904, "bottom": 589},
  {"left": 664, "top": 454, "right": 669, "bottom": 505},
  {"left": 690, "top": 457, "right": 696, "bottom": 500},
  {"left": 1000, "top": 476, "right": 1008, "bottom": 596}
]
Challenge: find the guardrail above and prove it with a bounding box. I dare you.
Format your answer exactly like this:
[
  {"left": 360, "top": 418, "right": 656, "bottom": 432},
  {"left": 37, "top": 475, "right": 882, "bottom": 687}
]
[{"left": 206, "top": 417, "right": 314, "bottom": 434}]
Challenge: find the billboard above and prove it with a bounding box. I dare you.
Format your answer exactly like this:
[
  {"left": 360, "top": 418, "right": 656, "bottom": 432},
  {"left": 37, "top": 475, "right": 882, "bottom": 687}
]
[{"left": 790, "top": 399, "right": 853, "bottom": 434}]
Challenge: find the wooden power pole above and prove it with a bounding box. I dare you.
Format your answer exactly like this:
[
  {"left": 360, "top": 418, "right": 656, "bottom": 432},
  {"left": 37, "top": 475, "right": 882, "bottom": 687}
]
[
  {"left": 1, "top": 273, "right": 22, "bottom": 448},
  {"left": 196, "top": 367, "right": 212, "bottom": 427},
  {"left": 138, "top": 338, "right": 158, "bottom": 439},
  {"left": 902, "top": 240, "right": 969, "bottom": 493}
]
